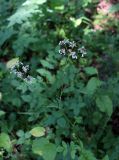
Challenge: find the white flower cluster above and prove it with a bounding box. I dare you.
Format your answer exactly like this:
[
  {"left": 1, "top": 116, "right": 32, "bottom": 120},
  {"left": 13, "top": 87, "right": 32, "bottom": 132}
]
[
  {"left": 10, "top": 61, "right": 35, "bottom": 83},
  {"left": 59, "top": 39, "right": 87, "bottom": 59},
  {"left": 59, "top": 39, "right": 76, "bottom": 48},
  {"left": 78, "top": 46, "right": 87, "bottom": 57}
]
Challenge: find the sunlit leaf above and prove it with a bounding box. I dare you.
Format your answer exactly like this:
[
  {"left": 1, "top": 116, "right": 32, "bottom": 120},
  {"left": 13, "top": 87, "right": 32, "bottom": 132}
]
[
  {"left": 0, "top": 133, "right": 12, "bottom": 152},
  {"left": 6, "top": 58, "right": 19, "bottom": 69},
  {"left": 70, "top": 17, "right": 82, "bottom": 27},
  {"left": 0, "top": 110, "right": 5, "bottom": 117},
  {"left": 8, "top": 0, "right": 45, "bottom": 26},
  {"left": 0, "top": 92, "right": 2, "bottom": 101},
  {"left": 30, "top": 126, "right": 45, "bottom": 137},
  {"left": 23, "top": 0, "right": 47, "bottom": 6}
]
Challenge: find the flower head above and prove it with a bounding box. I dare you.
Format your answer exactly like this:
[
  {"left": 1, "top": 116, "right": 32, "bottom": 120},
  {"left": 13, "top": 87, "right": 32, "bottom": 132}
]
[
  {"left": 59, "top": 39, "right": 87, "bottom": 59},
  {"left": 10, "top": 61, "right": 35, "bottom": 83}
]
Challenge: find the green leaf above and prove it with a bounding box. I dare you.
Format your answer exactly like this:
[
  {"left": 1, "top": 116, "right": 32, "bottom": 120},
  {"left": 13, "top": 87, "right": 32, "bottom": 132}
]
[
  {"left": 57, "top": 117, "right": 66, "bottom": 128},
  {"left": 30, "top": 126, "right": 45, "bottom": 137},
  {"left": 96, "top": 95, "right": 113, "bottom": 117},
  {"left": 16, "top": 130, "right": 24, "bottom": 137},
  {"left": 40, "top": 60, "right": 54, "bottom": 69},
  {"left": 57, "top": 146, "right": 64, "bottom": 152},
  {"left": 86, "top": 77, "right": 102, "bottom": 95},
  {"left": 84, "top": 67, "right": 98, "bottom": 75},
  {"left": 70, "top": 17, "right": 82, "bottom": 27},
  {"left": 8, "top": 7, "right": 38, "bottom": 26},
  {"left": 8, "top": 0, "right": 46, "bottom": 26},
  {"left": 50, "top": 0, "right": 66, "bottom": 8},
  {"left": 80, "top": 150, "right": 96, "bottom": 160},
  {"left": 37, "top": 68, "right": 55, "bottom": 83},
  {"left": 0, "top": 92, "right": 2, "bottom": 101},
  {"left": 70, "top": 142, "right": 77, "bottom": 159},
  {"left": 6, "top": 58, "right": 19, "bottom": 69},
  {"left": 92, "top": 112, "right": 102, "bottom": 125},
  {"left": 17, "top": 137, "right": 25, "bottom": 145},
  {"left": 109, "top": 4, "right": 119, "bottom": 13},
  {"left": 102, "top": 155, "right": 109, "bottom": 160},
  {"left": 32, "top": 138, "right": 57, "bottom": 160},
  {"left": 23, "top": 0, "right": 47, "bottom": 6},
  {"left": 0, "top": 111, "right": 5, "bottom": 117},
  {"left": 62, "top": 141, "right": 68, "bottom": 157},
  {"left": 0, "top": 133, "right": 12, "bottom": 152},
  {"left": 17, "top": 83, "right": 28, "bottom": 93},
  {"left": 21, "top": 95, "right": 32, "bottom": 102},
  {"left": 13, "top": 34, "right": 37, "bottom": 56},
  {"left": 25, "top": 132, "right": 31, "bottom": 139},
  {"left": 0, "top": 28, "right": 15, "bottom": 46}
]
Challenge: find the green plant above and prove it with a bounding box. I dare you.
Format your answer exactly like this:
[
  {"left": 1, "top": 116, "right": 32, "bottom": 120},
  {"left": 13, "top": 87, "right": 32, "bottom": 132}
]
[{"left": 0, "top": 0, "right": 119, "bottom": 160}]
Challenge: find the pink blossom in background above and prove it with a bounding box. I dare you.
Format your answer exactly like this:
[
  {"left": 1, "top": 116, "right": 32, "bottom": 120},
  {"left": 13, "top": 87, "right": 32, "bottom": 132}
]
[
  {"left": 97, "top": 0, "right": 111, "bottom": 14},
  {"left": 94, "top": 0, "right": 119, "bottom": 30}
]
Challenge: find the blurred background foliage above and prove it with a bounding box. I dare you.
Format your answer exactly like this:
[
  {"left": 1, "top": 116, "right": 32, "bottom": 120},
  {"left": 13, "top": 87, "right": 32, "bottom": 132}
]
[{"left": 0, "top": 0, "right": 119, "bottom": 159}]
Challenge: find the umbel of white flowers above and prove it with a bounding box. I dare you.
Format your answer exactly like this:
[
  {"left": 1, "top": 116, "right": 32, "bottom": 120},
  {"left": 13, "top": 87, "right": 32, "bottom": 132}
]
[
  {"left": 59, "top": 39, "right": 87, "bottom": 59},
  {"left": 10, "top": 61, "right": 35, "bottom": 83}
]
